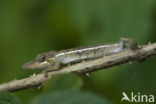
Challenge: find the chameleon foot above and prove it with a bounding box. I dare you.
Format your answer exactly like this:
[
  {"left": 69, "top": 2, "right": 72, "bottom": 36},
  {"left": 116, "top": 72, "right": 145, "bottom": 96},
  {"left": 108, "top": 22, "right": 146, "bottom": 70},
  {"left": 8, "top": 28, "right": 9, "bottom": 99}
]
[{"left": 42, "top": 70, "right": 49, "bottom": 78}]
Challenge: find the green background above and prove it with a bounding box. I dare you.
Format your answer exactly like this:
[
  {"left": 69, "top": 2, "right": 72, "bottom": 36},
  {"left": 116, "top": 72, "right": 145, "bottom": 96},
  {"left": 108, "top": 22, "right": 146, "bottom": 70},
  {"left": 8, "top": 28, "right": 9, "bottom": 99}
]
[{"left": 0, "top": 0, "right": 156, "bottom": 104}]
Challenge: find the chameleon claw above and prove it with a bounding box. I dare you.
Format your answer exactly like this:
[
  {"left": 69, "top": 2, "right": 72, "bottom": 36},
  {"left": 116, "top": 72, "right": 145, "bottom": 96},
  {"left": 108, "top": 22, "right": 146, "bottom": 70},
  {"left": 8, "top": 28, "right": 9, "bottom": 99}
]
[
  {"left": 86, "top": 73, "right": 90, "bottom": 77},
  {"left": 37, "top": 83, "right": 43, "bottom": 90}
]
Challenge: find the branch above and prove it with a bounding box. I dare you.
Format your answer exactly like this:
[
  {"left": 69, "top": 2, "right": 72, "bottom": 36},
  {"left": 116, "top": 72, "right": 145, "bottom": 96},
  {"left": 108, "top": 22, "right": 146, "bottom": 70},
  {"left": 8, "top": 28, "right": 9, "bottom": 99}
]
[{"left": 0, "top": 43, "right": 156, "bottom": 92}]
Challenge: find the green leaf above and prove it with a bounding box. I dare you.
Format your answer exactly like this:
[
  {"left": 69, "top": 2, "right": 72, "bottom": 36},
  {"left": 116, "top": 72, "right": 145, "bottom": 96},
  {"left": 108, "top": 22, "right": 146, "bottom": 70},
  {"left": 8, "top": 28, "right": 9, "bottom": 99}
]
[
  {"left": 0, "top": 92, "right": 21, "bottom": 104},
  {"left": 31, "top": 90, "right": 114, "bottom": 104},
  {"left": 43, "top": 73, "right": 83, "bottom": 91}
]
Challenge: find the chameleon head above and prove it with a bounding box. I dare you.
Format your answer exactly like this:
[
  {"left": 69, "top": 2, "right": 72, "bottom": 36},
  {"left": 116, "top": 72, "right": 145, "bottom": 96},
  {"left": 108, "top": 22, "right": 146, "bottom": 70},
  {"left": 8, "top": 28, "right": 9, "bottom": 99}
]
[{"left": 22, "top": 51, "right": 55, "bottom": 70}]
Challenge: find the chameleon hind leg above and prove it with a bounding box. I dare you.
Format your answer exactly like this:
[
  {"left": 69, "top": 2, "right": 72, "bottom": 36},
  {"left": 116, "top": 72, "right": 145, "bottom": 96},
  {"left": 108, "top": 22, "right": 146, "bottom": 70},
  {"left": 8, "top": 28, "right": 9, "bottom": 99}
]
[{"left": 120, "top": 38, "right": 138, "bottom": 50}]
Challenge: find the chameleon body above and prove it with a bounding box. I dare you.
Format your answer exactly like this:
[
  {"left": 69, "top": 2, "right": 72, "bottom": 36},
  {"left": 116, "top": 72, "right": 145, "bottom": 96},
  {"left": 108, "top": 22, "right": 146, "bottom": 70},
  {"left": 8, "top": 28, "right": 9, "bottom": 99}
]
[{"left": 22, "top": 38, "right": 135, "bottom": 72}]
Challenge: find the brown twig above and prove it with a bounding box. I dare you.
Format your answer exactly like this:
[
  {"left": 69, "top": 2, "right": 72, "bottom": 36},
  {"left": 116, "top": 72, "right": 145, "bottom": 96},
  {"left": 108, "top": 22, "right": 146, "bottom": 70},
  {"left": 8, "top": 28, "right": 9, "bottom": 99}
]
[{"left": 0, "top": 43, "right": 156, "bottom": 92}]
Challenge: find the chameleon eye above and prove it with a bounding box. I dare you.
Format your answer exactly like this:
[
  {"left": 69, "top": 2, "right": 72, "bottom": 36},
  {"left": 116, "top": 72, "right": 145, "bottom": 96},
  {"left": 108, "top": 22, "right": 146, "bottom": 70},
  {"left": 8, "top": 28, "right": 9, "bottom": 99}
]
[
  {"left": 36, "top": 56, "right": 46, "bottom": 62},
  {"left": 38, "top": 56, "right": 46, "bottom": 62},
  {"left": 42, "top": 57, "right": 46, "bottom": 60}
]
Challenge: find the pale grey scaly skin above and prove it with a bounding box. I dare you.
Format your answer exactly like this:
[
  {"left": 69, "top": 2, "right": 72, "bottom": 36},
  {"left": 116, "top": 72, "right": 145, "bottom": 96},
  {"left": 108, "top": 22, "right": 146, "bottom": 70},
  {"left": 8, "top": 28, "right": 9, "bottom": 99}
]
[
  {"left": 22, "top": 38, "right": 134, "bottom": 72},
  {"left": 56, "top": 43, "right": 123, "bottom": 64}
]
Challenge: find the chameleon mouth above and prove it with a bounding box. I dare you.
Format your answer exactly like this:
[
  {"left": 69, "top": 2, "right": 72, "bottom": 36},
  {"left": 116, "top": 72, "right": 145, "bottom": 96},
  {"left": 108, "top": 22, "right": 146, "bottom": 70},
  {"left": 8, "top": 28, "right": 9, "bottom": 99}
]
[{"left": 22, "top": 60, "right": 50, "bottom": 70}]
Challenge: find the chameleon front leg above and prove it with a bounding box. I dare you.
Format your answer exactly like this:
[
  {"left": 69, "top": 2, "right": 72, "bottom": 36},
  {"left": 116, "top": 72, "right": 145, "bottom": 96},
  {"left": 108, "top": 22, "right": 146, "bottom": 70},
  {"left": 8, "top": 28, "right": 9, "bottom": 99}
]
[
  {"left": 43, "top": 57, "right": 61, "bottom": 78},
  {"left": 39, "top": 58, "right": 61, "bottom": 89}
]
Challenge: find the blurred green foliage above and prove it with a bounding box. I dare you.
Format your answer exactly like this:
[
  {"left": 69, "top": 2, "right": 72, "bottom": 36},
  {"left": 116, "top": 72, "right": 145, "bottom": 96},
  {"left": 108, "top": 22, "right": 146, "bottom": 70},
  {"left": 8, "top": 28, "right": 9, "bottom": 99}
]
[
  {"left": 30, "top": 91, "right": 113, "bottom": 104},
  {"left": 0, "top": 92, "right": 21, "bottom": 104},
  {"left": 43, "top": 74, "right": 83, "bottom": 92},
  {"left": 0, "top": 0, "right": 156, "bottom": 104}
]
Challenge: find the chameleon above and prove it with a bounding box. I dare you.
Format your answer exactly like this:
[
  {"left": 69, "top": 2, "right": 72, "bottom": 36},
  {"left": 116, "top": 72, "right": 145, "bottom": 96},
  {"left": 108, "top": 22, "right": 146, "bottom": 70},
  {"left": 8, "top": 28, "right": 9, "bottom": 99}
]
[{"left": 22, "top": 38, "right": 137, "bottom": 73}]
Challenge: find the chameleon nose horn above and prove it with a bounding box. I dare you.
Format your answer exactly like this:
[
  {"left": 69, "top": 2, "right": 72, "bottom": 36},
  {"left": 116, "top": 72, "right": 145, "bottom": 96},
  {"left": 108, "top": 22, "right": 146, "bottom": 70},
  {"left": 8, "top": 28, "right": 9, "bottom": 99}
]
[
  {"left": 22, "top": 61, "right": 33, "bottom": 69},
  {"left": 22, "top": 60, "right": 39, "bottom": 69},
  {"left": 22, "top": 60, "right": 50, "bottom": 70}
]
